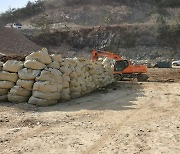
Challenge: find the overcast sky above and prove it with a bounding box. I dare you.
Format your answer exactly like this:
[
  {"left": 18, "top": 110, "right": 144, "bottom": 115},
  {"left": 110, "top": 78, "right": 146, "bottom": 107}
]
[{"left": 0, "top": 0, "right": 36, "bottom": 13}]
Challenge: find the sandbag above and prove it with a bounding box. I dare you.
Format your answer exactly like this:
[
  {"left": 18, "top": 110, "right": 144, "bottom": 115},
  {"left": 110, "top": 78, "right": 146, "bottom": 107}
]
[
  {"left": 3, "top": 60, "right": 23, "bottom": 72},
  {"left": 7, "top": 94, "right": 29, "bottom": 103},
  {"left": 59, "top": 66, "right": 71, "bottom": 75},
  {"left": 0, "top": 61, "right": 3, "bottom": 70},
  {"left": 47, "top": 61, "right": 60, "bottom": 69},
  {"left": 0, "top": 95, "right": 8, "bottom": 102},
  {"left": 0, "top": 71, "right": 18, "bottom": 82},
  {"left": 18, "top": 68, "right": 41, "bottom": 80},
  {"left": 16, "top": 79, "right": 34, "bottom": 90},
  {"left": 35, "top": 68, "right": 63, "bottom": 83},
  {"left": 62, "top": 73, "right": 70, "bottom": 82},
  {"left": 50, "top": 54, "right": 63, "bottom": 62},
  {"left": 0, "top": 81, "right": 15, "bottom": 89},
  {"left": 9, "top": 86, "right": 31, "bottom": 97},
  {"left": 25, "top": 48, "right": 52, "bottom": 64},
  {"left": 32, "top": 91, "right": 61, "bottom": 100},
  {"left": 70, "top": 92, "right": 81, "bottom": 99},
  {"left": 24, "top": 59, "right": 46, "bottom": 70},
  {"left": 28, "top": 96, "right": 58, "bottom": 106},
  {"left": 0, "top": 89, "right": 9, "bottom": 95},
  {"left": 60, "top": 88, "right": 71, "bottom": 101},
  {"left": 62, "top": 81, "right": 69, "bottom": 88},
  {"left": 33, "top": 81, "right": 62, "bottom": 93}
]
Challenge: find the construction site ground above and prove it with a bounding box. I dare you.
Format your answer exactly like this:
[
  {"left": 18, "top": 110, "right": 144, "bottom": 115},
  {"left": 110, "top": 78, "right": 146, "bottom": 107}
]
[{"left": 0, "top": 67, "right": 180, "bottom": 154}]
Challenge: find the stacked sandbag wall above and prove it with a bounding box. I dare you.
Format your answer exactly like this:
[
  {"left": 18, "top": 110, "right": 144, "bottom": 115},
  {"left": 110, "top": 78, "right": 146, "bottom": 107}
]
[{"left": 0, "top": 49, "right": 114, "bottom": 106}]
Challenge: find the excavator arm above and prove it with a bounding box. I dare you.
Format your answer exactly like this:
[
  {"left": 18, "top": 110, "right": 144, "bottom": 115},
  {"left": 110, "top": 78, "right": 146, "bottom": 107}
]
[{"left": 91, "top": 49, "right": 123, "bottom": 61}]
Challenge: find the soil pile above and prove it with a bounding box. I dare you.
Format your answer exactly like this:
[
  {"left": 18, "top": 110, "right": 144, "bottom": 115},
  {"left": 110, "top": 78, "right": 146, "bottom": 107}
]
[{"left": 0, "top": 26, "right": 41, "bottom": 55}]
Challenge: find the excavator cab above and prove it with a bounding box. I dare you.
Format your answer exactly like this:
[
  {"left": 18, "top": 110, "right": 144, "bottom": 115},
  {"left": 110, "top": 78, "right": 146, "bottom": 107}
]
[{"left": 114, "top": 60, "right": 129, "bottom": 72}]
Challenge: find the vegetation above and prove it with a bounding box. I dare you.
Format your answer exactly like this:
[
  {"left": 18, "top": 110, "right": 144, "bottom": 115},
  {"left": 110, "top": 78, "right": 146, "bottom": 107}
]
[
  {"left": 0, "top": 0, "right": 44, "bottom": 23},
  {"left": 31, "top": 14, "right": 53, "bottom": 34},
  {"left": 156, "top": 0, "right": 180, "bottom": 8},
  {"left": 156, "top": 16, "right": 180, "bottom": 45}
]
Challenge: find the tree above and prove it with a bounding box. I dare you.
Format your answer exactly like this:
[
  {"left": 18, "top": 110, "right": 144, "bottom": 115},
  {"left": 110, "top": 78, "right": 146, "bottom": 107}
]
[{"left": 31, "top": 14, "right": 53, "bottom": 34}]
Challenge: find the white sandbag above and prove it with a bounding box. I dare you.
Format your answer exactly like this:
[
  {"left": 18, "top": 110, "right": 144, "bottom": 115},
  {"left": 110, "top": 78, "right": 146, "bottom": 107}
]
[
  {"left": 50, "top": 54, "right": 63, "bottom": 62},
  {"left": 0, "top": 81, "right": 15, "bottom": 89},
  {"left": 32, "top": 91, "right": 61, "bottom": 100},
  {"left": 7, "top": 94, "right": 29, "bottom": 103},
  {"left": 24, "top": 59, "right": 46, "bottom": 70},
  {"left": 16, "top": 79, "right": 34, "bottom": 90},
  {"left": 36, "top": 68, "right": 63, "bottom": 83},
  {"left": 28, "top": 96, "right": 58, "bottom": 106},
  {"left": 33, "top": 81, "right": 62, "bottom": 93},
  {"left": 0, "top": 95, "right": 8, "bottom": 102},
  {"left": 25, "top": 48, "right": 52, "bottom": 64},
  {"left": 0, "top": 71, "right": 18, "bottom": 82},
  {"left": 3, "top": 60, "right": 23, "bottom": 72},
  {"left": 0, "top": 89, "right": 9, "bottom": 95},
  {"left": 9, "top": 86, "right": 31, "bottom": 97},
  {"left": 60, "top": 88, "right": 71, "bottom": 101},
  {"left": 47, "top": 61, "right": 60, "bottom": 69},
  {"left": 18, "top": 68, "right": 41, "bottom": 80}
]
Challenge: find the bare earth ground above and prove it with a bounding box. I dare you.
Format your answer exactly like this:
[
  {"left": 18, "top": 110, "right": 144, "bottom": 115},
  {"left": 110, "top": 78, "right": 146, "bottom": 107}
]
[{"left": 0, "top": 68, "right": 180, "bottom": 154}]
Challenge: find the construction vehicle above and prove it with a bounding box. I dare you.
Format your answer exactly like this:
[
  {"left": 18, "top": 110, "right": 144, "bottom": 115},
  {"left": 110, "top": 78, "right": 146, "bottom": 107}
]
[{"left": 92, "top": 49, "right": 148, "bottom": 81}]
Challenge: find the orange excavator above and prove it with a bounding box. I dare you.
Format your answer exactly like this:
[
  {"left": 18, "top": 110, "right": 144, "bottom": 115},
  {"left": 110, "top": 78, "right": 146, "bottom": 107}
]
[{"left": 92, "top": 49, "right": 148, "bottom": 81}]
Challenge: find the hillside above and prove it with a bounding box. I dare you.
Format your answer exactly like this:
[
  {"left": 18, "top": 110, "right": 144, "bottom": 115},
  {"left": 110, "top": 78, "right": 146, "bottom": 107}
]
[{"left": 0, "top": 0, "right": 180, "bottom": 59}]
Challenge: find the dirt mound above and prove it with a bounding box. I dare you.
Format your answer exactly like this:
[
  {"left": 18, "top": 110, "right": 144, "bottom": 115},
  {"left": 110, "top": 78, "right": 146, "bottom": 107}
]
[{"left": 0, "top": 26, "right": 41, "bottom": 55}]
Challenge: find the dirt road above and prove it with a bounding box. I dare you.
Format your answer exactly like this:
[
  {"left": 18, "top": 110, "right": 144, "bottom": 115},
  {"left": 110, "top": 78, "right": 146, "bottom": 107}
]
[{"left": 0, "top": 68, "right": 180, "bottom": 154}]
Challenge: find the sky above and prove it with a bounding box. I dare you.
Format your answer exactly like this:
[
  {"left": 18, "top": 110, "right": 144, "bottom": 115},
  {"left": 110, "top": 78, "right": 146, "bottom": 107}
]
[{"left": 0, "top": 0, "right": 36, "bottom": 13}]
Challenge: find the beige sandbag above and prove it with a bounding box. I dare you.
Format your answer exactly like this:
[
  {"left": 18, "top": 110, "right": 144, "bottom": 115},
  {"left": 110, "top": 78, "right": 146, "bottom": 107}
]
[
  {"left": 25, "top": 48, "right": 52, "bottom": 64},
  {"left": 7, "top": 94, "right": 29, "bottom": 103},
  {"left": 9, "top": 86, "right": 31, "bottom": 97},
  {"left": 0, "top": 61, "right": 3, "bottom": 71},
  {"left": 50, "top": 54, "right": 63, "bottom": 62},
  {"left": 60, "top": 88, "right": 71, "bottom": 101},
  {"left": 0, "top": 89, "right": 9, "bottom": 95},
  {"left": 47, "top": 61, "right": 60, "bottom": 69},
  {"left": 18, "top": 68, "right": 41, "bottom": 80},
  {"left": 62, "top": 81, "right": 69, "bottom": 88},
  {"left": 33, "top": 81, "right": 62, "bottom": 93},
  {"left": 0, "top": 95, "right": 8, "bottom": 102},
  {"left": 36, "top": 68, "right": 63, "bottom": 83},
  {"left": 70, "top": 92, "right": 81, "bottom": 99},
  {"left": 3, "top": 60, "right": 24, "bottom": 72},
  {"left": 59, "top": 66, "right": 71, "bottom": 75},
  {"left": 0, "top": 61, "right": 3, "bottom": 67},
  {"left": 62, "top": 73, "right": 70, "bottom": 82},
  {"left": 28, "top": 96, "right": 58, "bottom": 106},
  {"left": 70, "top": 72, "right": 77, "bottom": 78},
  {"left": 0, "top": 71, "right": 18, "bottom": 82},
  {"left": 24, "top": 59, "right": 46, "bottom": 70},
  {"left": 32, "top": 91, "right": 61, "bottom": 100},
  {"left": 0, "top": 81, "right": 15, "bottom": 89},
  {"left": 16, "top": 79, "right": 34, "bottom": 90}
]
